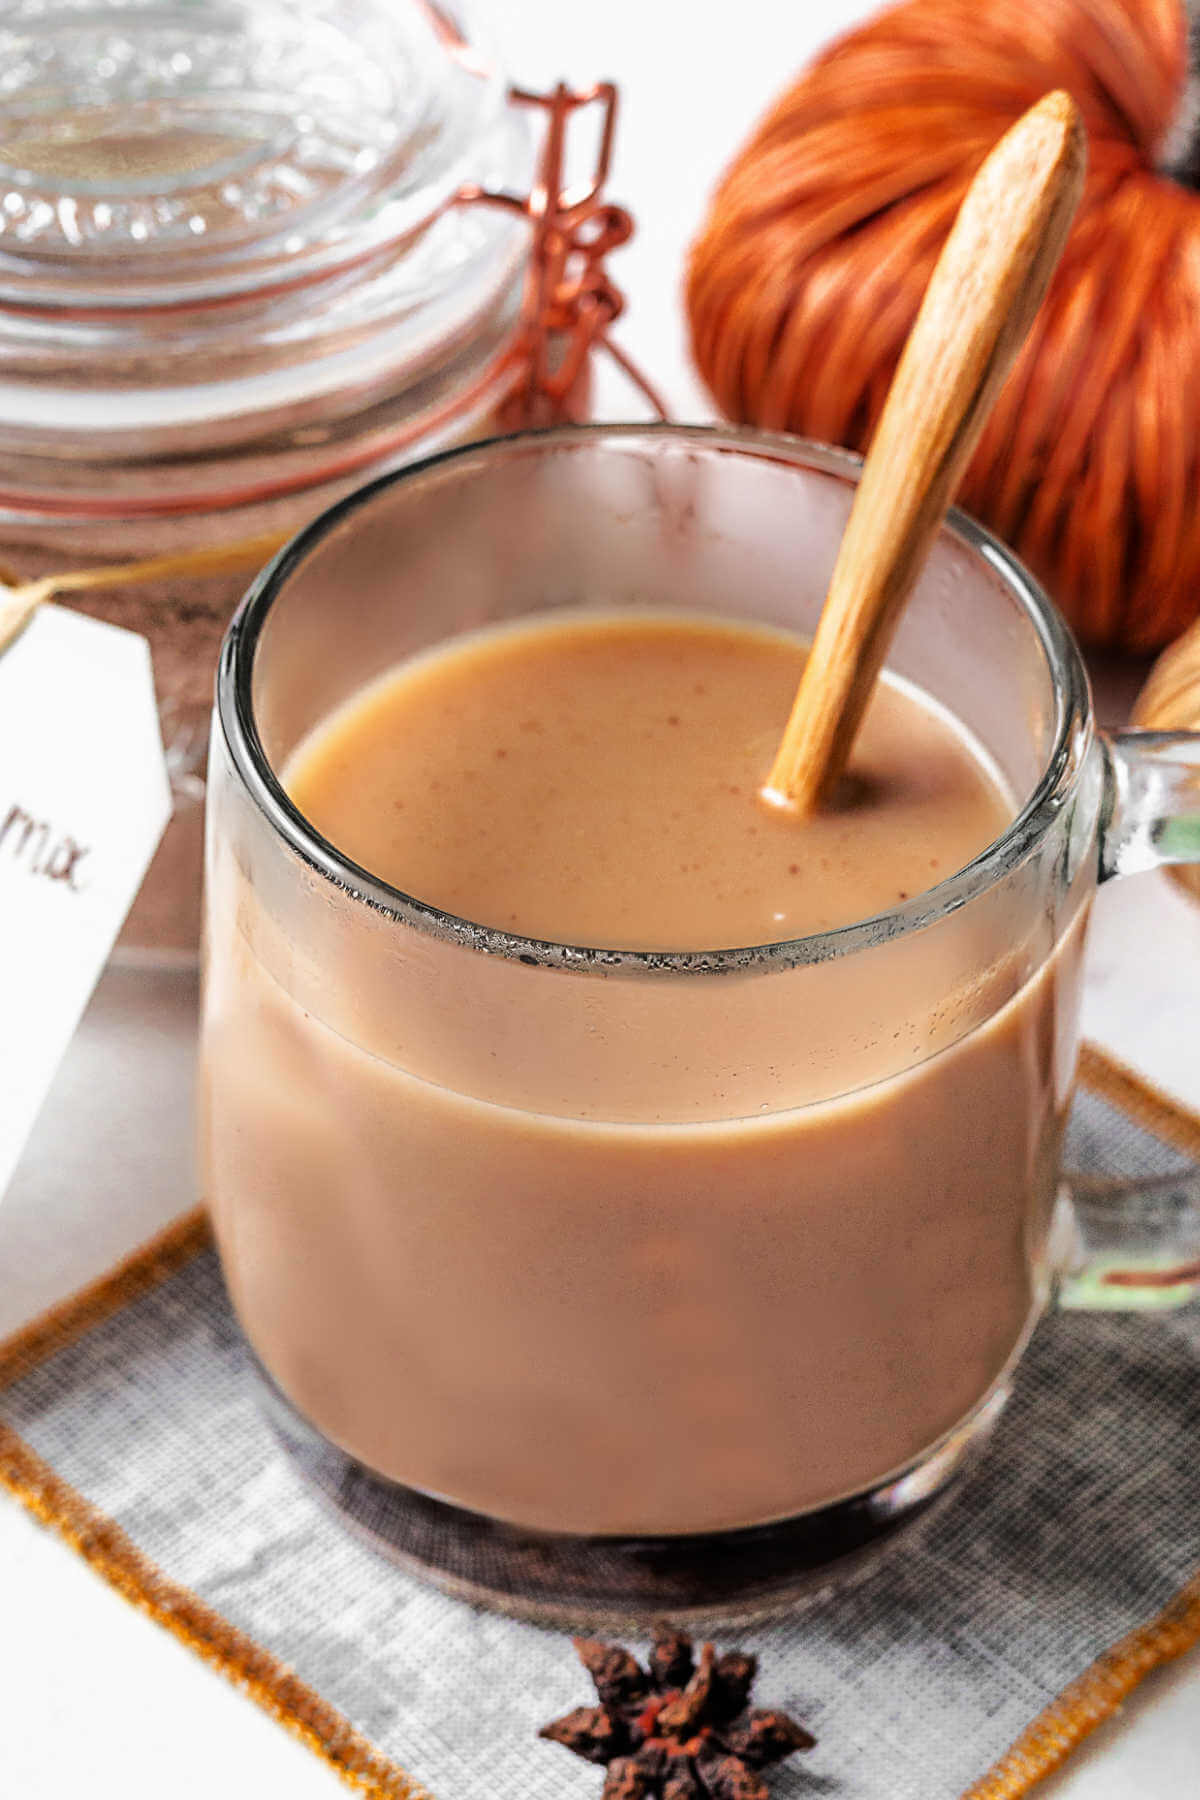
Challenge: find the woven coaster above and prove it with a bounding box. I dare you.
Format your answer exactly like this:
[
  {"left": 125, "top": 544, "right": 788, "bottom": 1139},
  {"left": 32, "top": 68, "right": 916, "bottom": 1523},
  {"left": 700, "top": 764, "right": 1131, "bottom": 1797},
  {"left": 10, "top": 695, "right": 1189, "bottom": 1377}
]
[{"left": 1, "top": 1046, "right": 1198, "bottom": 1800}]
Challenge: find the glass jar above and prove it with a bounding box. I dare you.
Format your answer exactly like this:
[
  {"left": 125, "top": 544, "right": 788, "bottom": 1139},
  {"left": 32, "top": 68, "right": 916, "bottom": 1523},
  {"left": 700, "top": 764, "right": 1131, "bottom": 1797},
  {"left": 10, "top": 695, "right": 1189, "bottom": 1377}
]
[{"left": 0, "top": 0, "right": 614, "bottom": 956}]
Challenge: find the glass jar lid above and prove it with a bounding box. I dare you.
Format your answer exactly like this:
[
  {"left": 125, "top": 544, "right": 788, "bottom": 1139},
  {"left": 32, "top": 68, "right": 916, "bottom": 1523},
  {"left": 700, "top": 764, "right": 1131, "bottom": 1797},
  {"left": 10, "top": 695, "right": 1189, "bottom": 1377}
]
[{"left": 0, "top": 0, "right": 532, "bottom": 443}]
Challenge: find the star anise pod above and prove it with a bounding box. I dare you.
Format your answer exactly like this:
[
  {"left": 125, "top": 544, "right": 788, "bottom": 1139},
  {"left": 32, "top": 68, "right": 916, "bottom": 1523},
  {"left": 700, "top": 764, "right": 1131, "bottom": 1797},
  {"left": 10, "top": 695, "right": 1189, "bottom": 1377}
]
[{"left": 538, "top": 1625, "right": 816, "bottom": 1800}]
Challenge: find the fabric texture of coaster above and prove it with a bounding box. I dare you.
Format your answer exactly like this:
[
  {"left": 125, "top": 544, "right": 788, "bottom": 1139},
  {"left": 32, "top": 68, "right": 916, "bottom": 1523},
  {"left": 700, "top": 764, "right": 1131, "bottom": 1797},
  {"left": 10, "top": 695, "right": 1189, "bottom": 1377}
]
[{"left": 0, "top": 1052, "right": 1197, "bottom": 1800}]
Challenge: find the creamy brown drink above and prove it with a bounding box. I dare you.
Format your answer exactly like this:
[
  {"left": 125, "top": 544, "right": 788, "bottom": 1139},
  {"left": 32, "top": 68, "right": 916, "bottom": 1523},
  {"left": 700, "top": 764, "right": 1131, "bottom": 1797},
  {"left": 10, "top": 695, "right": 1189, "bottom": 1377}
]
[
  {"left": 202, "top": 611, "right": 1084, "bottom": 1537},
  {"left": 285, "top": 615, "right": 1008, "bottom": 949}
]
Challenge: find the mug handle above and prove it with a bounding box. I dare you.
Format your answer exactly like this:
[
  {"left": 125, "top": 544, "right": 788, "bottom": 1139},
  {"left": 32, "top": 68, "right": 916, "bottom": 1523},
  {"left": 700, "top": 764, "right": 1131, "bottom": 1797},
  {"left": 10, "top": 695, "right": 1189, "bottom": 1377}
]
[
  {"left": 1057, "top": 729, "right": 1200, "bottom": 1311},
  {"left": 1057, "top": 1171, "right": 1200, "bottom": 1313},
  {"left": 1098, "top": 728, "right": 1200, "bottom": 879}
]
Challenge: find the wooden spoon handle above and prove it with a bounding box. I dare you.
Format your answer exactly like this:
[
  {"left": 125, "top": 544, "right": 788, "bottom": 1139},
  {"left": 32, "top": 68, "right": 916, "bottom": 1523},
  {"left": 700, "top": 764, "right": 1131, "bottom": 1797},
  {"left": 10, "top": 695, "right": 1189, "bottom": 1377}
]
[{"left": 765, "top": 90, "right": 1087, "bottom": 814}]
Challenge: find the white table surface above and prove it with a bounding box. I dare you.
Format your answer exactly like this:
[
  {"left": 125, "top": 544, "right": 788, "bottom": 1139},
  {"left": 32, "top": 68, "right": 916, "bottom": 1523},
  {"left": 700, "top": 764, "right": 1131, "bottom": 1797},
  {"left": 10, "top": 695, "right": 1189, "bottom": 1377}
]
[{"left": 2, "top": 1, "right": 1198, "bottom": 1792}]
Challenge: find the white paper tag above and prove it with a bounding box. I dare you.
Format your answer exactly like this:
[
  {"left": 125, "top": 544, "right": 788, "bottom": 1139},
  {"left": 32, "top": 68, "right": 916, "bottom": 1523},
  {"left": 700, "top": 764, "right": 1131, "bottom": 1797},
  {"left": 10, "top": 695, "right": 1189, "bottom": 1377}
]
[{"left": 0, "top": 604, "right": 171, "bottom": 1198}]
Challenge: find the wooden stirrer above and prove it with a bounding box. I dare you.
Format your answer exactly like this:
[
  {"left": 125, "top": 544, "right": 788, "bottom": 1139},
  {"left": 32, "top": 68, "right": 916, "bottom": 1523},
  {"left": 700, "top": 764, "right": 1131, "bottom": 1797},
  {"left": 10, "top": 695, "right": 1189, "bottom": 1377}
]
[{"left": 764, "top": 90, "right": 1087, "bottom": 815}]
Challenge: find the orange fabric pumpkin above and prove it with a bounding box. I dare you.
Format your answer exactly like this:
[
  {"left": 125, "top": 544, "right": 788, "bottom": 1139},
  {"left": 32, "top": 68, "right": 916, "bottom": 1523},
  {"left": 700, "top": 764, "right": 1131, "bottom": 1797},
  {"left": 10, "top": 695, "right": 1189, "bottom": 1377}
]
[{"left": 687, "top": 0, "right": 1199, "bottom": 652}]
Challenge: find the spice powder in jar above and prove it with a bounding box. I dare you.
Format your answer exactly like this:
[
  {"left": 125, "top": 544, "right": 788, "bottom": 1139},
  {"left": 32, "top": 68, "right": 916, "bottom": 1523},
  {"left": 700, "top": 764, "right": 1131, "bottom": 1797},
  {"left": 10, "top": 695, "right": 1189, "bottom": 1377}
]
[{"left": 0, "top": 0, "right": 601, "bottom": 957}]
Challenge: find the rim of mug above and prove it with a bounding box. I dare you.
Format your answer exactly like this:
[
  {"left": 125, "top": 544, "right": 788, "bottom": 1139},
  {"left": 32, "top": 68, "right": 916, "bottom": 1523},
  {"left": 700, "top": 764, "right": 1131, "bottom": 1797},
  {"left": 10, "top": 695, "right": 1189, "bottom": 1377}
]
[{"left": 217, "top": 422, "right": 1093, "bottom": 975}]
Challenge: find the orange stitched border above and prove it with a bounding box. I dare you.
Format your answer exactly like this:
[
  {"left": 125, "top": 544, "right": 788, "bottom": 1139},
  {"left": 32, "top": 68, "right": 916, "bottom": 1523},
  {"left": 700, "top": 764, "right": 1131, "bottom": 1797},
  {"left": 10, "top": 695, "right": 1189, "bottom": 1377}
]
[
  {"left": 0, "top": 1040, "right": 1196, "bottom": 1800},
  {"left": 0, "top": 1206, "right": 212, "bottom": 1390},
  {"left": 1078, "top": 1042, "right": 1200, "bottom": 1162},
  {"left": 961, "top": 1571, "right": 1200, "bottom": 1798},
  {"left": 0, "top": 1046, "right": 1192, "bottom": 1399},
  {"left": 0, "top": 1423, "right": 425, "bottom": 1800}
]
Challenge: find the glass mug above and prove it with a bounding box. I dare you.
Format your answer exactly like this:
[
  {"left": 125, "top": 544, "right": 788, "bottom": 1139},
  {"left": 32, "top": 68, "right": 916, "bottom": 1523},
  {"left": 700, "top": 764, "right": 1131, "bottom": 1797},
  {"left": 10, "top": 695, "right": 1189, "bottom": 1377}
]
[{"left": 200, "top": 426, "right": 1200, "bottom": 1621}]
